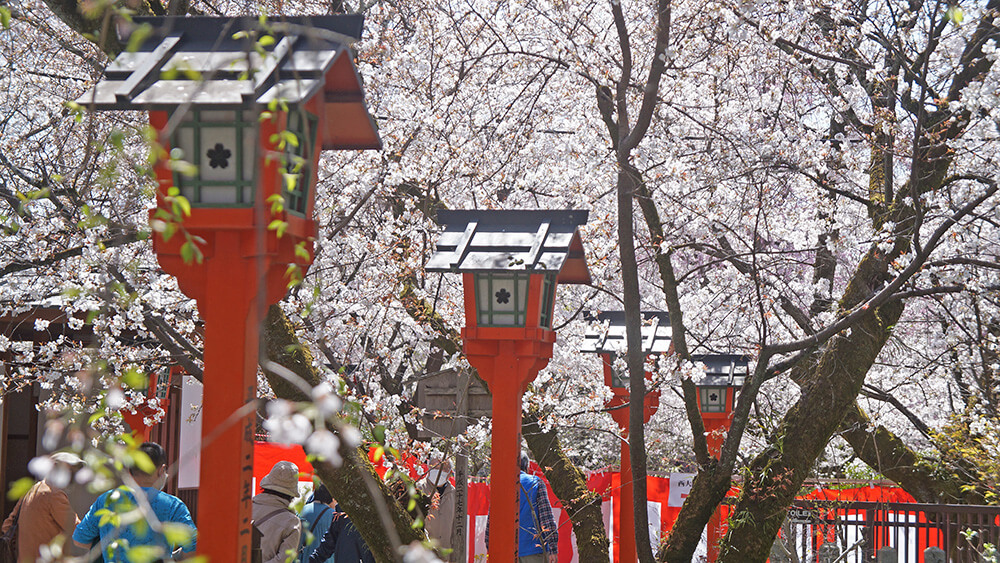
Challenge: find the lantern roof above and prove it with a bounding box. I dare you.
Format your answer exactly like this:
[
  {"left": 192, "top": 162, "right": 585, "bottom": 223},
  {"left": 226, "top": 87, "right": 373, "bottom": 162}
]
[
  {"left": 425, "top": 209, "right": 591, "bottom": 284},
  {"left": 77, "top": 15, "right": 381, "bottom": 150},
  {"left": 692, "top": 354, "right": 751, "bottom": 387},
  {"left": 580, "top": 311, "right": 672, "bottom": 354}
]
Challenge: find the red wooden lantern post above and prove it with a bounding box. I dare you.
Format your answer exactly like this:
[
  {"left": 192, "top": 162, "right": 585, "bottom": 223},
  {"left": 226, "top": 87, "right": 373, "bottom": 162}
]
[
  {"left": 582, "top": 312, "right": 670, "bottom": 563},
  {"left": 79, "top": 15, "right": 380, "bottom": 562},
  {"left": 121, "top": 367, "right": 177, "bottom": 441},
  {"left": 694, "top": 355, "right": 749, "bottom": 562},
  {"left": 427, "top": 210, "right": 591, "bottom": 562}
]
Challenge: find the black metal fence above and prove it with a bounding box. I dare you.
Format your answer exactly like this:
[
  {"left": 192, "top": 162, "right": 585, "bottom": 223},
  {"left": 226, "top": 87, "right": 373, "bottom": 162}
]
[{"left": 768, "top": 501, "right": 1000, "bottom": 562}]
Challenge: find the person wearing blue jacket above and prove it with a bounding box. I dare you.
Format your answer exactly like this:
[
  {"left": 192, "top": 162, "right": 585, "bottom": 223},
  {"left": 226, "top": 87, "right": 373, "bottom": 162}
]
[
  {"left": 299, "top": 484, "right": 336, "bottom": 563},
  {"left": 486, "top": 452, "right": 559, "bottom": 563}
]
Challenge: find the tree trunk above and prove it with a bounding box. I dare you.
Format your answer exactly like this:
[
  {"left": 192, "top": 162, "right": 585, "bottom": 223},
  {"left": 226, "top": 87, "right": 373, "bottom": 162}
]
[
  {"left": 522, "top": 411, "right": 611, "bottom": 563},
  {"left": 657, "top": 459, "right": 730, "bottom": 562},
  {"left": 718, "top": 299, "right": 903, "bottom": 561},
  {"left": 839, "top": 403, "right": 986, "bottom": 505},
  {"left": 617, "top": 165, "right": 657, "bottom": 563},
  {"left": 261, "top": 304, "right": 424, "bottom": 563}
]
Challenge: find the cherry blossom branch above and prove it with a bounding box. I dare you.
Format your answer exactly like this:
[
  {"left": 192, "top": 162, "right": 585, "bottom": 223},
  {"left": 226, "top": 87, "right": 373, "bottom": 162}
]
[
  {"left": 0, "top": 231, "right": 140, "bottom": 278},
  {"left": 765, "top": 178, "right": 999, "bottom": 366}
]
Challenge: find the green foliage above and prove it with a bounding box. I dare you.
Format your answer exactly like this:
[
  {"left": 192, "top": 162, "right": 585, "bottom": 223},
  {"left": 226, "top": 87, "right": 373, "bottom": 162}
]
[
  {"left": 6, "top": 477, "right": 34, "bottom": 500},
  {"left": 932, "top": 408, "right": 1000, "bottom": 503},
  {"left": 124, "top": 22, "right": 152, "bottom": 53},
  {"left": 946, "top": 5, "right": 964, "bottom": 25},
  {"left": 0, "top": 7, "right": 11, "bottom": 29}
]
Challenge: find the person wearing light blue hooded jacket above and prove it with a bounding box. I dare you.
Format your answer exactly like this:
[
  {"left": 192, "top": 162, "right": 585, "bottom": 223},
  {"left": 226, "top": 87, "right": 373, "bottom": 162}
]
[{"left": 299, "top": 484, "right": 336, "bottom": 563}]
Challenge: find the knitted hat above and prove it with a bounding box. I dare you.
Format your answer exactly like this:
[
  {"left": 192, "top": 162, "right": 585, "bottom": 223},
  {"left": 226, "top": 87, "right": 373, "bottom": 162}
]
[{"left": 260, "top": 461, "right": 299, "bottom": 497}]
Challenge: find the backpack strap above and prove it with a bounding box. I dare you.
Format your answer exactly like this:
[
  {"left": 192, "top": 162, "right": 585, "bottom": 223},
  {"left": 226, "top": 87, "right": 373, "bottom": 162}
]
[
  {"left": 310, "top": 506, "right": 331, "bottom": 533},
  {"left": 254, "top": 507, "right": 292, "bottom": 529}
]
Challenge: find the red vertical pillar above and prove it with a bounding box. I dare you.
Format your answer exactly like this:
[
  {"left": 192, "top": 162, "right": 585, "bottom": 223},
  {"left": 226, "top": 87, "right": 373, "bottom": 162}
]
[
  {"left": 465, "top": 338, "right": 552, "bottom": 563},
  {"left": 196, "top": 231, "right": 261, "bottom": 563},
  {"left": 703, "top": 389, "right": 732, "bottom": 563},
  {"left": 487, "top": 354, "right": 523, "bottom": 563}
]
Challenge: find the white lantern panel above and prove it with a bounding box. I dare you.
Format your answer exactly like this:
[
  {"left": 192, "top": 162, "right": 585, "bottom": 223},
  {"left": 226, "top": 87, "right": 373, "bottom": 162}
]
[
  {"left": 243, "top": 133, "right": 256, "bottom": 181},
  {"left": 700, "top": 387, "right": 727, "bottom": 413},
  {"left": 199, "top": 127, "right": 239, "bottom": 182},
  {"left": 200, "top": 185, "right": 239, "bottom": 204},
  {"left": 491, "top": 313, "right": 517, "bottom": 325},
  {"left": 492, "top": 277, "right": 518, "bottom": 313},
  {"left": 476, "top": 273, "right": 530, "bottom": 326},
  {"left": 174, "top": 127, "right": 196, "bottom": 171}
]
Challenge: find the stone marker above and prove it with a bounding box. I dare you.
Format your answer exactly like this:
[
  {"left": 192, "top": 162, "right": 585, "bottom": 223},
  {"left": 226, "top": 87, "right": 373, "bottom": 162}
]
[
  {"left": 924, "top": 546, "right": 945, "bottom": 563},
  {"left": 877, "top": 545, "right": 898, "bottom": 562},
  {"left": 818, "top": 543, "right": 840, "bottom": 563}
]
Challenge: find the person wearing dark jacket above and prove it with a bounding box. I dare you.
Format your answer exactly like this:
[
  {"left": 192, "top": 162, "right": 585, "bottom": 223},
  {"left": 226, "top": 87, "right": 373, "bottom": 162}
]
[{"left": 307, "top": 505, "right": 375, "bottom": 563}]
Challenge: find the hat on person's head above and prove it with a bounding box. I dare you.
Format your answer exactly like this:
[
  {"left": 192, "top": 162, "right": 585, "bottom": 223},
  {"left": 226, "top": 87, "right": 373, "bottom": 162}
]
[
  {"left": 312, "top": 483, "right": 333, "bottom": 505},
  {"left": 260, "top": 461, "right": 299, "bottom": 497},
  {"left": 49, "top": 452, "right": 84, "bottom": 467},
  {"left": 428, "top": 454, "right": 452, "bottom": 474}
]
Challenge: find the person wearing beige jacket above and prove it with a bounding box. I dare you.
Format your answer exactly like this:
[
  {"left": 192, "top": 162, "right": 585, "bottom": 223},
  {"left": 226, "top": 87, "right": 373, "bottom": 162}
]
[
  {"left": 253, "top": 461, "right": 303, "bottom": 563},
  {"left": 1, "top": 452, "right": 83, "bottom": 563},
  {"left": 417, "top": 457, "right": 456, "bottom": 561}
]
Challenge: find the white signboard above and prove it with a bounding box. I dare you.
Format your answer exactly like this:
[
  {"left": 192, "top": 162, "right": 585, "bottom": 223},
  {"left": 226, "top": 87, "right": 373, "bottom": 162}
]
[{"left": 668, "top": 473, "right": 695, "bottom": 507}]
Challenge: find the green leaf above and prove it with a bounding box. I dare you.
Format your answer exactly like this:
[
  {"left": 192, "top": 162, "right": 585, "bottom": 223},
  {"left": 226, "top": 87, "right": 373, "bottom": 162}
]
[
  {"left": 162, "top": 522, "right": 195, "bottom": 546},
  {"left": 258, "top": 35, "right": 276, "bottom": 47},
  {"left": 0, "top": 7, "right": 11, "bottom": 30},
  {"left": 268, "top": 219, "right": 288, "bottom": 238},
  {"left": 88, "top": 409, "right": 105, "bottom": 425},
  {"left": 161, "top": 222, "right": 178, "bottom": 243},
  {"left": 122, "top": 367, "right": 147, "bottom": 390},
  {"left": 178, "top": 240, "right": 203, "bottom": 264},
  {"left": 373, "top": 425, "right": 386, "bottom": 445},
  {"left": 7, "top": 477, "right": 34, "bottom": 500},
  {"left": 174, "top": 195, "right": 192, "bottom": 217},
  {"left": 131, "top": 450, "right": 156, "bottom": 474},
  {"left": 267, "top": 193, "right": 285, "bottom": 214},
  {"left": 947, "top": 5, "right": 964, "bottom": 24},
  {"left": 294, "top": 242, "right": 311, "bottom": 261},
  {"left": 372, "top": 445, "right": 384, "bottom": 462},
  {"left": 125, "top": 23, "right": 152, "bottom": 53}
]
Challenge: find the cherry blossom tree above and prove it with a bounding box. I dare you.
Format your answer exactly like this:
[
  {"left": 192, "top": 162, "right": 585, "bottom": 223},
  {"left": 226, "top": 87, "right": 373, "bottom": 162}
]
[{"left": 2, "top": 0, "right": 1000, "bottom": 561}]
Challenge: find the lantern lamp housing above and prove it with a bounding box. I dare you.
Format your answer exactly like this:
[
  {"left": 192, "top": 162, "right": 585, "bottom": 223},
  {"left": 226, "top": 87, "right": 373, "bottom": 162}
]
[
  {"left": 426, "top": 209, "right": 591, "bottom": 333},
  {"left": 580, "top": 311, "right": 672, "bottom": 391},
  {"left": 692, "top": 354, "right": 751, "bottom": 415},
  {"left": 475, "top": 272, "right": 557, "bottom": 328}
]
